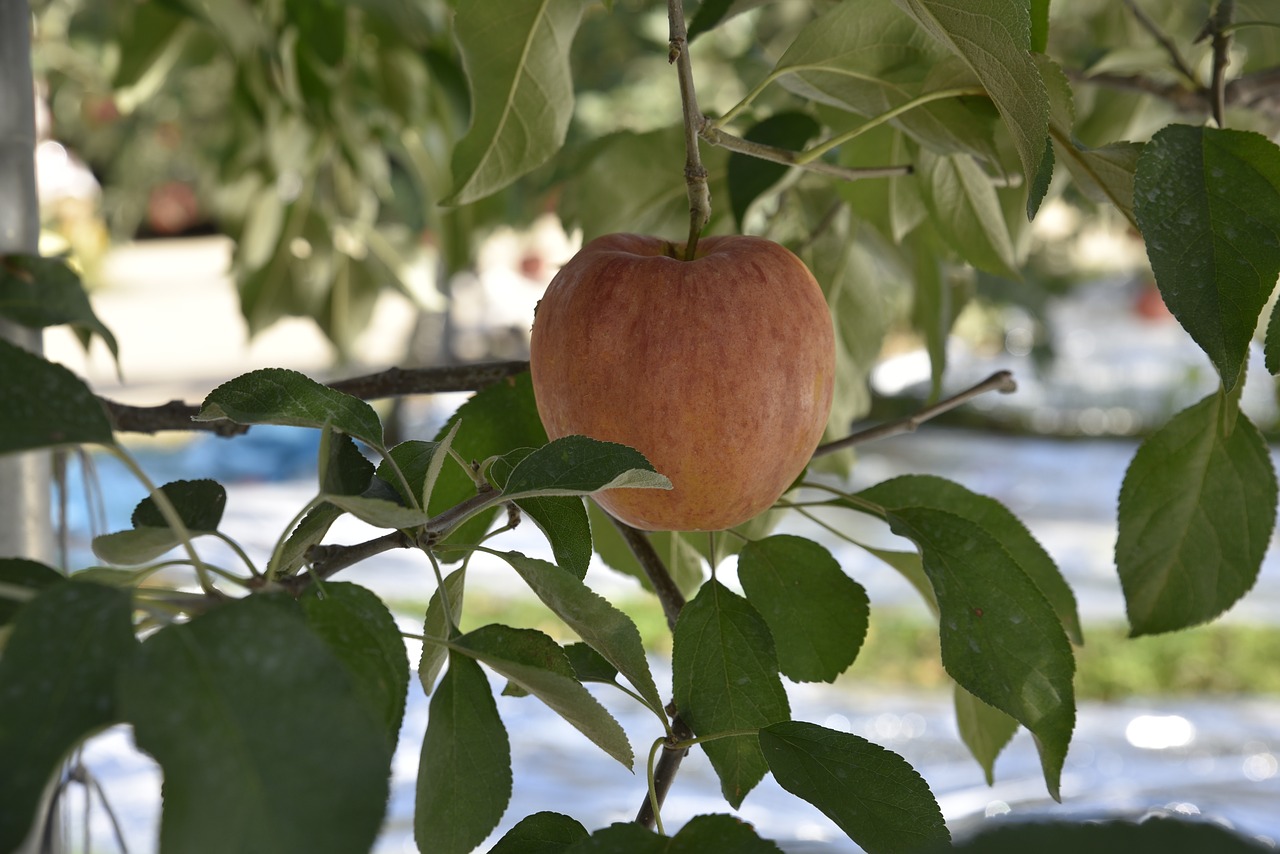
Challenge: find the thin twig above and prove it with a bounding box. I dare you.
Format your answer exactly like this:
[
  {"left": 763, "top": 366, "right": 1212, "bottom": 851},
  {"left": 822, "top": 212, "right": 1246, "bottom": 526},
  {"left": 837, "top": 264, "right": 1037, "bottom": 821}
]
[
  {"left": 668, "top": 0, "right": 710, "bottom": 258},
  {"left": 100, "top": 359, "right": 530, "bottom": 435},
  {"left": 275, "top": 530, "right": 413, "bottom": 594},
  {"left": 1197, "top": 0, "right": 1236, "bottom": 127},
  {"left": 1122, "top": 0, "right": 1199, "bottom": 86},
  {"left": 814, "top": 370, "right": 1017, "bottom": 457},
  {"left": 699, "top": 122, "right": 912, "bottom": 181}
]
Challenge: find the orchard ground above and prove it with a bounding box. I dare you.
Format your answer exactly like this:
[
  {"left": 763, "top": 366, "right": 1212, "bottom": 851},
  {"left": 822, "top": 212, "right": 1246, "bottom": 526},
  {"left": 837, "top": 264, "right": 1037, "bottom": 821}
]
[{"left": 41, "top": 234, "right": 1280, "bottom": 851}]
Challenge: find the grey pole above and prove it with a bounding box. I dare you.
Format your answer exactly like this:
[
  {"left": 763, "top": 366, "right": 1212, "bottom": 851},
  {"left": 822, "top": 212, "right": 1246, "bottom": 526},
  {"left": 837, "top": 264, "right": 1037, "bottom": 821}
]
[
  {"left": 0, "top": 0, "right": 53, "bottom": 567},
  {"left": 1, "top": 2, "right": 59, "bottom": 849}
]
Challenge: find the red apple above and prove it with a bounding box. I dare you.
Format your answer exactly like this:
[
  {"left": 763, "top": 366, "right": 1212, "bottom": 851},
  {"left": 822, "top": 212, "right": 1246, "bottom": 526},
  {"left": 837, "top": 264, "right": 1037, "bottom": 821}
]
[{"left": 529, "top": 233, "right": 836, "bottom": 532}]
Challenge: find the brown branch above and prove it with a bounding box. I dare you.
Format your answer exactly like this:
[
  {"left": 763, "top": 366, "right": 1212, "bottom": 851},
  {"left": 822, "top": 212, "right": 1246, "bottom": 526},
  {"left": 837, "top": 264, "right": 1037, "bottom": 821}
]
[
  {"left": 101, "top": 359, "right": 530, "bottom": 435},
  {"left": 611, "top": 515, "right": 685, "bottom": 633},
  {"left": 668, "top": 0, "right": 709, "bottom": 258},
  {"left": 1122, "top": 0, "right": 1199, "bottom": 86},
  {"left": 1197, "top": 0, "right": 1236, "bottom": 127},
  {"left": 814, "top": 370, "right": 1017, "bottom": 457}
]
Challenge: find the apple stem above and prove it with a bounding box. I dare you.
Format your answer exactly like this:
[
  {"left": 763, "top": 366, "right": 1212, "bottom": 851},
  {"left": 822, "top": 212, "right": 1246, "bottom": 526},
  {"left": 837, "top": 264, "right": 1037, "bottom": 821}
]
[{"left": 667, "top": 0, "right": 710, "bottom": 259}]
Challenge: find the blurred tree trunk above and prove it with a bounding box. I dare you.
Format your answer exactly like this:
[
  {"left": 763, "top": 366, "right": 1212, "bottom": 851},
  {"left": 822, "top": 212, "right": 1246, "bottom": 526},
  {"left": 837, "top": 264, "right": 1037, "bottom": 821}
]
[{"left": 1, "top": 2, "right": 59, "bottom": 852}]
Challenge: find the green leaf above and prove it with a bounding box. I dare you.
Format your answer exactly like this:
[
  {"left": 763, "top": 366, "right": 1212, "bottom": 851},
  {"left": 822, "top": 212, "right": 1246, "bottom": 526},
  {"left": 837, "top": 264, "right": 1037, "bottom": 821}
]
[
  {"left": 728, "top": 112, "right": 821, "bottom": 230},
  {"left": 489, "top": 811, "right": 588, "bottom": 854},
  {"left": 93, "top": 479, "right": 229, "bottom": 564},
  {"left": 420, "top": 568, "right": 466, "bottom": 694},
  {"left": 862, "top": 545, "right": 938, "bottom": 614},
  {"left": 0, "top": 559, "right": 63, "bottom": 629},
  {"left": 907, "top": 228, "right": 967, "bottom": 400},
  {"left": 301, "top": 582, "right": 409, "bottom": 749},
  {"left": 737, "top": 535, "right": 869, "bottom": 683},
  {"left": 445, "top": 0, "right": 592, "bottom": 204},
  {"left": 415, "top": 651, "right": 512, "bottom": 854},
  {"left": 454, "top": 624, "right": 633, "bottom": 767},
  {"left": 850, "top": 475, "right": 1081, "bottom": 645},
  {"left": 587, "top": 503, "right": 707, "bottom": 597},
  {"left": 1266, "top": 296, "right": 1280, "bottom": 375},
  {"left": 856, "top": 485, "right": 1076, "bottom": 799},
  {"left": 325, "top": 493, "right": 430, "bottom": 530},
  {"left": 0, "top": 583, "right": 135, "bottom": 850},
  {"left": 1030, "top": 0, "right": 1049, "bottom": 52},
  {"left": 131, "top": 478, "right": 227, "bottom": 531},
  {"left": 276, "top": 502, "right": 344, "bottom": 576},
  {"left": 672, "top": 580, "right": 790, "bottom": 807},
  {"left": 0, "top": 339, "right": 113, "bottom": 452},
  {"left": 918, "top": 148, "right": 1019, "bottom": 277},
  {"left": 487, "top": 550, "right": 664, "bottom": 714},
  {"left": 515, "top": 495, "right": 593, "bottom": 580},
  {"left": 195, "top": 368, "right": 384, "bottom": 447},
  {"left": 954, "top": 684, "right": 1018, "bottom": 786},
  {"left": 558, "top": 126, "right": 729, "bottom": 243},
  {"left": 771, "top": 0, "right": 1000, "bottom": 163},
  {"left": 1116, "top": 392, "right": 1277, "bottom": 636},
  {"left": 893, "top": 0, "right": 1050, "bottom": 216},
  {"left": 687, "top": 0, "right": 735, "bottom": 40},
  {"left": 502, "top": 435, "right": 671, "bottom": 498},
  {"left": 429, "top": 372, "right": 548, "bottom": 557},
  {"left": 318, "top": 430, "right": 375, "bottom": 497},
  {"left": 376, "top": 440, "right": 439, "bottom": 506},
  {"left": 669, "top": 813, "right": 786, "bottom": 852},
  {"left": 1133, "top": 124, "right": 1280, "bottom": 390},
  {"left": 564, "top": 823, "right": 664, "bottom": 854},
  {"left": 119, "top": 595, "right": 392, "bottom": 854},
  {"left": 0, "top": 256, "right": 118, "bottom": 360},
  {"left": 760, "top": 722, "right": 949, "bottom": 853},
  {"left": 564, "top": 641, "right": 621, "bottom": 685}
]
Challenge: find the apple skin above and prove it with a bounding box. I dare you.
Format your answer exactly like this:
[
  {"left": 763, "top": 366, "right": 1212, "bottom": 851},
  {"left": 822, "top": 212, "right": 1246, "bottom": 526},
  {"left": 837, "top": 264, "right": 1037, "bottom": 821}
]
[{"left": 529, "top": 233, "right": 836, "bottom": 532}]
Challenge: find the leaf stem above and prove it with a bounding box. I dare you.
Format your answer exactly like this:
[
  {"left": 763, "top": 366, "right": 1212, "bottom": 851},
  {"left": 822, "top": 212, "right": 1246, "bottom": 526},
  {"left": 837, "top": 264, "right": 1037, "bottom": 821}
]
[
  {"left": 644, "top": 737, "right": 667, "bottom": 836},
  {"left": 698, "top": 122, "right": 912, "bottom": 181},
  {"left": 213, "top": 531, "right": 262, "bottom": 578},
  {"left": 1201, "top": 0, "right": 1236, "bottom": 128},
  {"left": 668, "top": 0, "right": 710, "bottom": 258},
  {"left": 797, "top": 87, "right": 987, "bottom": 163},
  {"left": 814, "top": 370, "right": 1017, "bottom": 457}
]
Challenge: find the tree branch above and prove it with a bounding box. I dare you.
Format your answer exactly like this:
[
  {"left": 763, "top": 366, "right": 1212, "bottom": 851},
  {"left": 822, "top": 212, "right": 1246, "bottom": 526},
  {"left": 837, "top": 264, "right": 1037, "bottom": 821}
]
[
  {"left": 1197, "top": 0, "right": 1236, "bottom": 127},
  {"left": 101, "top": 359, "right": 530, "bottom": 435},
  {"left": 814, "top": 370, "right": 1017, "bottom": 457},
  {"left": 668, "top": 0, "right": 710, "bottom": 259},
  {"left": 1066, "top": 63, "right": 1280, "bottom": 121},
  {"left": 1122, "top": 0, "right": 1199, "bottom": 86},
  {"left": 611, "top": 515, "right": 685, "bottom": 633}
]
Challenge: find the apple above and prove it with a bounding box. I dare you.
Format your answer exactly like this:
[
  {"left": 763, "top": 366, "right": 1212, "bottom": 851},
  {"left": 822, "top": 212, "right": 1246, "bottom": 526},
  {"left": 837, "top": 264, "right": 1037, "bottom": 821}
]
[{"left": 529, "top": 233, "right": 836, "bottom": 532}]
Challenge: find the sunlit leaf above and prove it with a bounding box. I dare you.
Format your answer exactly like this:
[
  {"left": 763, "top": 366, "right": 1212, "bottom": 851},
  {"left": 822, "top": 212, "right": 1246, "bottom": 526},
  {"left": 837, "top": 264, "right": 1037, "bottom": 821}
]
[
  {"left": 954, "top": 684, "right": 1018, "bottom": 785},
  {"left": 93, "top": 479, "right": 228, "bottom": 565},
  {"left": 419, "top": 568, "right": 466, "bottom": 695},
  {"left": 1116, "top": 392, "right": 1276, "bottom": 636},
  {"left": 445, "top": 0, "right": 592, "bottom": 204},
  {"left": 918, "top": 149, "right": 1019, "bottom": 278}
]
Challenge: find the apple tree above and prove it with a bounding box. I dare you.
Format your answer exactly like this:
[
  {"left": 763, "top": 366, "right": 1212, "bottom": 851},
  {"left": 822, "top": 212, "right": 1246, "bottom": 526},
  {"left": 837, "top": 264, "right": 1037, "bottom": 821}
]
[{"left": 3, "top": 0, "right": 1280, "bottom": 852}]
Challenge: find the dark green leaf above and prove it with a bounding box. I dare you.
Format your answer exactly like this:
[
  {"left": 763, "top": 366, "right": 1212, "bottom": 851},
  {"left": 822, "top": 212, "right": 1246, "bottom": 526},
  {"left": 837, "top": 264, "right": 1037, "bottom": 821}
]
[
  {"left": 445, "top": 0, "right": 591, "bottom": 204},
  {"left": 0, "top": 255, "right": 118, "bottom": 360},
  {"left": 119, "top": 595, "right": 391, "bottom": 853},
  {"left": 376, "top": 439, "right": 439, "bottom": 507},
  {"left": 1030, "top": 0, "right": 1049, "bottom": 52},
  {"left": 728, "top": 112, "right": 821, "bottom": 230},
  {"left": 856, "top": 485, "right": 1076, "bottom": 799},
  {"left": 502, "top": 435, "right": 671, "bottom": 498},
  {"left": 1267, "top": 295, "right": 1280, "bottom": 375},
  {"left": 419, "top": 568, "right": 466, "bottom": 694},
  {"left": 276, "top": 502, "right": 344, "bottom": 576},
  {"left": 0, "top": 583, "right": 136, "bottom": 851},
  {"left": 1133, "top": 124, "right": 1280, "bottom": 390},
  {"left": 893, "top": 0, "right": 1050, "bottom": 216},
  {"left": 319, "top": 430, "right": 375, "bottom": 497},
  {"left": 907, "top": 229, "right": 967, "bottom": 401},
  {"left": 564, "top": 823, "right": 664, "bottom": 854},
  {"left": 862, "top": 545, "right": 938, "bottom": 614},
  {"left": 945, "top": 815, "right": 1272, "bottom": 853},
  {"left": 301, "top": 582, "right": 409, "bottom": 749},
  {"left": 515, "top": 495, "right": 593, "bottom": 580},
  {"left": 415, "top": 652, "right": 511, "bottom": 854},
  {"left": 112, "top": 1, "right": 189, "bottom": 89},
  {"left": 954, "top": 684, "right": 1018, "bottom": 786},
  {"left": 195, "top": 368, "right": 384, "bottom": 447},
  {"left": 669, "top": 813, "right": 785, "bottom": 852},
  {"left": 1116, "top": 392, "right": 1276, "bottom": 635},
  {"left": 487, "top": 550, "right": 664, "bottom": 714},
  {"left": 455, "top": 624, "right": 633, "bottom": 767},
  {"left": 0, "top": 339, "right": 114, "bottom": 452},
  {"left": 131, "top": 478, "right": 227, "bottom": 531},
  {"left": 430, "top": 372, "right": 548, "bottom": 558},
  {"left": 489, "top": 811, "right": 588, "bottom": 854},
  {"left": 565, "top": 641, "right": 620, "bottom": 685},
  {"left": 761, "top": 721, "right": 948, "bottom": 854},
  {"left": 850, "top": 475, "right": 1081, "bottom": 645},
  {"left": 687, "top": 0, "right": 735, "bottom": 40},
  {"left": 737, "top": 535, "right": 869, "bottom": 683},
  {"left": 672, "top": 580, "right": 790, "bottom": 807},
  {"left": 0, "top": 558, "right": 64, "bottom": 628}
]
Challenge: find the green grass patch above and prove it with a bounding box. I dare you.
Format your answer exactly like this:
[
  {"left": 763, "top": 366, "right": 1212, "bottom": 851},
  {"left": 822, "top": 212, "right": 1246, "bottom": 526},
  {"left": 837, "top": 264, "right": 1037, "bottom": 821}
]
[{"left": 391, "top": 593, "right": 1280, "bottom": 698}]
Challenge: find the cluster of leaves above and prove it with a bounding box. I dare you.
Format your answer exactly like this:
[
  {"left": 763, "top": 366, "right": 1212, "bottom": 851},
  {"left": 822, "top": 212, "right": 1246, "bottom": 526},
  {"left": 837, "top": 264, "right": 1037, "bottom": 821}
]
[{"left": 7, "top": 0, "right": 1280, "bottom": 853}]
